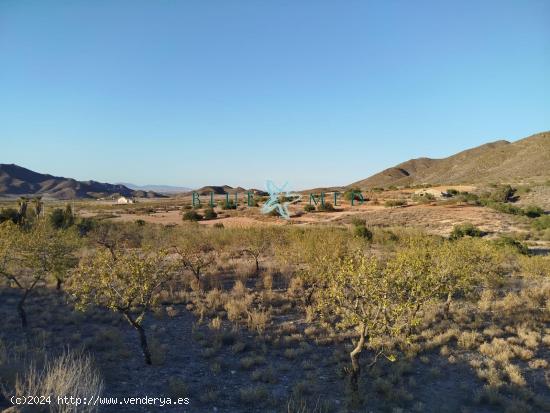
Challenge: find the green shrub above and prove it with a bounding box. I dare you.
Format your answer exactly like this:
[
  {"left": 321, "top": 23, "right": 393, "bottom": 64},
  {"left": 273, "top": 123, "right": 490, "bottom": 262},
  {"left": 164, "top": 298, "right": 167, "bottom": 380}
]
[
  {"left": 523, "top": 205, "right": 544, "bottom": 218},
  {"left": 49, "top": 205, "right": 74, "bottom": 229},
  {"left": 353, "top": 225, "right": 373, "bottom": 240},
  {"left": 384, "top": 199, "right": 406, "bottom": 208},
  {"left": 482, "top": 201, "right": 523, "bottom": 215},
  {"left": 344, "top": 188, "right": 365, "bottom": 202},
  {"left": 221, "top": 200, "right": 237, "bottom": 210},
  {"left": 450, "top": 223, "right": 484, "bottom": 239},
  {"left": 350, "top": 217, "right": 372, "bottom": 240},
  {"left": 0, "top": 208, "right": 19, "bottom": 224},
  {"left": 183, "top": 211, "right": 203, "bottom": 221},
  {"left": 317, "top": 202, "right": 335, "bottom": 212},
  {"left": 76, "top": 217, "right": 97, "bottom": 236},
  {"left": 493, "top": 236, "right": 529, "bottom": 254},
  {"left": 412, "top": 193, "right": 435, "bottom": 204},
  {"left": 303, "top": 204, "right": 315, "bottom": 212},
  {"left": 487, "top": 185, "right": 516, "bottom": 202},
  {"left": 456, "top": 192, "right": 480, "bottom": 204},
  {"left": 203, "top": 208, "right": 217, "bottom": 220},
  {"left": 532, "top": 215, "right": 550, "bottom": 231},
  {"left": 446, "top": 189, "right": 459, "bottom": 196}
]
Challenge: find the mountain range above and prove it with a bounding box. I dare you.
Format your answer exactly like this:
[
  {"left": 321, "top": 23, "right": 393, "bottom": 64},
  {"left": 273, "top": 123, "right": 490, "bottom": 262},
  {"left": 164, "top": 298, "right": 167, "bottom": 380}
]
[
  {"left": 349, "top": 131, "right": 550, "bottom": 189},
  {"left": 1, "top": 131, "right": 548, "bottom": 199},
  {"left": 0, "top": 164, "right": 164, "bottom": 199}
]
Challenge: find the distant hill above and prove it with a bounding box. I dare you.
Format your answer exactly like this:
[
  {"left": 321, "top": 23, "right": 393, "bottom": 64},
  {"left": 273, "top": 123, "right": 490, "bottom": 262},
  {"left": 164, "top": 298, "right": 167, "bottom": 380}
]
[
  {"left": 192, "top": 185, "right": 268, "bottom": 196},
  {"left": 119, "top": 183, "right": 191, "bottom": 194},
  {"left": 0, "top": 164, "right": 165, "bottom": 199},
  {"left": 349, "top": 131, "right": 550, "bottom": 189}
]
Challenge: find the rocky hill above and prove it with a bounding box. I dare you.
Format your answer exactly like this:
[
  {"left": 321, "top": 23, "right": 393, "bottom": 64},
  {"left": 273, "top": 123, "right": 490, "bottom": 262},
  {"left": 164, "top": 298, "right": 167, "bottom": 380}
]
[
  {"left": 349, "top": 131, "right": 550, "bottom": 189},
  {"left": 0, "top": 164, "right": 164, "bottom": 199}
]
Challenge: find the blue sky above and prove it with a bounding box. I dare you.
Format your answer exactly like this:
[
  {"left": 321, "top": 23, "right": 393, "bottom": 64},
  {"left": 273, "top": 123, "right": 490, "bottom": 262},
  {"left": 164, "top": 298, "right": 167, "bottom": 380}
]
[{"left": 1, "top": 1, "right": 548, "bottom": 189}]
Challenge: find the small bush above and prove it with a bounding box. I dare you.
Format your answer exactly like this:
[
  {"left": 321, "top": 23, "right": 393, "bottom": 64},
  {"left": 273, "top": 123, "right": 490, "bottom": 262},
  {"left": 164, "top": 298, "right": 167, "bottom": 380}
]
[
  {"left": 450, "top": 223, "right": 484, "bottom": 239},
  {"left": 493, "top": 237, "right": 529, "bottom": 254},
  {"left": 317, "top": 202, "right": 335, "bottom": 212},
  {"left": 446, "top": 189, "right": 459, "bottom": 196},
  {"left": 483, "top": 201, "right": 523, "bottom": 215},
  {"left": 203, "top": 208, "right": 217, "bottom": 220},
  {"left": 183, "top": 211, "right": 203, "bottom": 221},
  {"left": 344, "top": 188, "right": 366, "bottom": 202},
  {"left": 0, "top": 208, "right": 19, "bottom": 224},
  {"left": 221, "top": 200, "right": 237, "bottom": 210},
  {"left": 76, "top": 217, "right": 97, "bottom": 236},
  {"left": 457, "top": 192, "right": 480, "bottom": 204},
  {"left": 412, "top": 193, "right": 435, "bottom": 204},
  {"left": 303, "top": 204, "right": 315, "bottom": 212},
  {"left": 532, "top": 215, "right": 550, "bottom": 230},
  {"left": 351, "top": 220, "right": 372, "bottom": 240},
  {"left": 487, "top": 185, "right": 516, "bottom": 203},
  {"left": 384, "top": 199, "right": 406, "bottom": 208}
]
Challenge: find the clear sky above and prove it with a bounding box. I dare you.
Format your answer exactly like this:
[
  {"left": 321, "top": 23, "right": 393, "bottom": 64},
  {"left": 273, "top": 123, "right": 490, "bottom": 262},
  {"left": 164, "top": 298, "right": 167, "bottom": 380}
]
[{"left": 1, "top": 1, "right": 548, "bottom": 189}]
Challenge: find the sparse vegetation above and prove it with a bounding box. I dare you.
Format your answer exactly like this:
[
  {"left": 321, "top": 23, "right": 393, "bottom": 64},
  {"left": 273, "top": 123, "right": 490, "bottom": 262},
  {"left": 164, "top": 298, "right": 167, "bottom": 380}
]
[{"left": 0, "top": 188, "right": 549, "bottom": 412}]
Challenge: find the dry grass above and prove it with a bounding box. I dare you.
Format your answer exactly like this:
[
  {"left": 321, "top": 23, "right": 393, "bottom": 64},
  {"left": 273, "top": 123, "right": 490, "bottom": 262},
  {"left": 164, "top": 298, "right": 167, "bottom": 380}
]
[{"left": 13, "top": 350, "right": 103, "bottom": 413}]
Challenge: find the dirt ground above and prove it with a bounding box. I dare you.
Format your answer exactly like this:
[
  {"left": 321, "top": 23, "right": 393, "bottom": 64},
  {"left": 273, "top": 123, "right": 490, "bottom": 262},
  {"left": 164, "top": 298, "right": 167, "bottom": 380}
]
[
  {"left": 83, "top": 202, "right": 527, "bottom": 238},
  {"left": 0, "top": 283, "right": 516, "bottom": 413}
]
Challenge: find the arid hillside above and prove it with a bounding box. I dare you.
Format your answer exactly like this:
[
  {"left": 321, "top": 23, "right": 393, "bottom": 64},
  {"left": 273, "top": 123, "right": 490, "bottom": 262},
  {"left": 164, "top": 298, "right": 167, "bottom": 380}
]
[
  {"left": 350, "top": 131, "right": 550, "bottom": 189},
  {"left": 0, "top": 164, "right": 164, "bottom": 199}
]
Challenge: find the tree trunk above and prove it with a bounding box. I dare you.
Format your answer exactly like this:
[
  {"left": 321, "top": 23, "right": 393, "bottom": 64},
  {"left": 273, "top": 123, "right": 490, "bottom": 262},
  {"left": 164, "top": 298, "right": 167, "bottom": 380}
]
[
  {"left": 443, "top": 291, "right": 453, "bottom": 319},
  {"left": 56, "top": 278, "right": 63, "bottom": 291},
  {"left": 18, "top": 290, "right": 29, "bottom": 328},
  {"left": 349, "top": 323, "right": 367, "bottom": 392},
  {"left": 124, "top": 313, "right": 152, "bottom": 365}
]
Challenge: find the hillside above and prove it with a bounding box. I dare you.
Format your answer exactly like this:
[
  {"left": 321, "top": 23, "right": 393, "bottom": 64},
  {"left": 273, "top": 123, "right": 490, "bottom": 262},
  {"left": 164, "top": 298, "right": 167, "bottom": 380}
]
[
  {"left": 0, "top": 164, "right": 164, "bottom": 199},
  {"left": 349, "top": 131, "right": 550, "bottom": 189},
  {"left": 192, "top": 185, "right": 268, "bottom": 196}
]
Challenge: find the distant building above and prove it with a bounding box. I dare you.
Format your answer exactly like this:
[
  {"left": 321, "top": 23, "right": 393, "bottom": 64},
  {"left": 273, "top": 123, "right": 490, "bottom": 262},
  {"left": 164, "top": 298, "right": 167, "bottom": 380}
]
[{"left": 117, "top": 196, "right": 135, "bottom": 204}]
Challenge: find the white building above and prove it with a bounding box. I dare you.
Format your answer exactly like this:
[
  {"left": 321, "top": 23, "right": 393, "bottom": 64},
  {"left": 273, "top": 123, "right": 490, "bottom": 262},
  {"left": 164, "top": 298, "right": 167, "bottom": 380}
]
[{"left": 117, "top": 196, "right": 135, "bottom": 204}]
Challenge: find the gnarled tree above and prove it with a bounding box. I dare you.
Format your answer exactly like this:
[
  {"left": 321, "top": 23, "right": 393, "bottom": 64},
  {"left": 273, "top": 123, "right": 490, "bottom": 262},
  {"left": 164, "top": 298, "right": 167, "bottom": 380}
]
[
  {"left": 68, "top": 248, "right": 173, "bottom": 365},
  {"left": 313, "top": 249, "right": 438, "bottom": 391},
  {"left": 0, "top": 221, "right": 78, "bottom": 327},
  {"left": 173, "top": 231, "right": 217, "bottom": 292}
]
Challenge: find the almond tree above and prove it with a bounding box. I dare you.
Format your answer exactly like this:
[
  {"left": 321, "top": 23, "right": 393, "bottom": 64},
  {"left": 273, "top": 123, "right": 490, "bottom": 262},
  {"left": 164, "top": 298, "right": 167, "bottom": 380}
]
[
  {"left": 313, "top": 250, "right": 437, "bottom": 391},
  {"left": 431, "top": 238, "right": 502, "bottom": 317},
  {"left": 68, "top": 248, "right": 173, "bottom": 365},
  {"left": 240, "top": 228, "right": 272, "bottom": 275},
  {"left": 173, "top": 233, "right": 216, "bottom": 291},
  {"left": 0, "top": 221, "right": 78, "bottom": 327}
]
